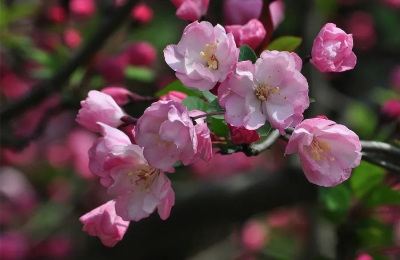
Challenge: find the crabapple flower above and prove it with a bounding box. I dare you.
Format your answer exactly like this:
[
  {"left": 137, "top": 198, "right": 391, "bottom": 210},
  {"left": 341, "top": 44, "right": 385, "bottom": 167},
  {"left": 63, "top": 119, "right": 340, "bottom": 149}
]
[
  {"left": 189, "top": 110, "right": 213, "bottom": 163},
  {"left": 224, "top": 0, "right": 262, "bottom": 25},
  {"left": 88, "top": 123, "right": 131, "bottom": 187},
  {"left": 125, "top": 42, "right": 157, "bottom": 67},
  {"left": 285, "top": 118, "right": 362, "bottom": 187},
  {"left": 228, "top": 124, "right": 261, "bottom": 144},
  {"left": 159, "top": 91, "right": 187, "bottom": 104},
  {"left": 106, "top": 144, "right": 175, "bottom": 221},
  {"left": 64, "top": 29, "right": 82, "bottom": 49},
  {"left": 170, "top": 0, "right": 210, "bottom": 21},
  {"left": 131, "top": 3, "right": 153, "bottom": 24},
  {"left": 218, "top": 51, "right": 309, "bottom": 134},
  {"left": 164, "top": 21, "right": 239, "bottom": 91},
  {"left": 79, "top": 200, "right": 129, "bottom": 247},
  {"left": 76, "top": 91, "right": 125, "bottom": 132},
  {"left": 270, "top": 0, "right": 285, "bottom": 29},
  {"left": 135, "top": 100, "right": 198, "bottom": 172},
  {"left": 311, "top": 23, "right": 357, "bottom": 72},
  {"left": 225, "top": 19, "right": 266, "bottom": 49},
  {"left": 101, "top": 87, "right": 145, "bottom": 106}
]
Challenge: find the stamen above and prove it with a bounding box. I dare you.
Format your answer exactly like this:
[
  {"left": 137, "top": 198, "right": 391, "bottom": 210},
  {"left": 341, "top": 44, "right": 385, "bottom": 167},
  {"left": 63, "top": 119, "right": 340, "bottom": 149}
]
[
  {"left": 200, "top": 43, "right": 219, "bottom": 70},
  {"left": 255, "top": 82, "right": 280, "bottom": 101},
  {"left": 309, "top": 139, "right": 334, "bottom": 162}
]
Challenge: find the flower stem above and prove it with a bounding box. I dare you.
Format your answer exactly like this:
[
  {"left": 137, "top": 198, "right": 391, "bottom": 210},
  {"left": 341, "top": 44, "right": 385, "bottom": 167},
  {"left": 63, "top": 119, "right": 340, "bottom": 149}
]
[
  {"left": 191, "top": 111, "right": 225, "bottom": 120},
  {"left": 302, "top": 55, "right": 312, "bottom": 64}
]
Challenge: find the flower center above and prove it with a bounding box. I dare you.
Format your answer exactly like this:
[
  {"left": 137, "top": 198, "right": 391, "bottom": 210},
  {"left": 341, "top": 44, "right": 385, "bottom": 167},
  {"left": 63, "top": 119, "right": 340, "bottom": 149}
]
[
  {"left": 156, "top": 135, "right": 173, "bottom": 148},
  {"left": 309, "top": 139, "right": 335, "bottom": 162},
  {"left": 255, "top": 82, "right": 280, "bottom": 101},
  {"left": 200, "top": 43, "right": 218, "bottom": 70},
  {"left": 128, "top": 165, "right": 160, "bottom": 192}
]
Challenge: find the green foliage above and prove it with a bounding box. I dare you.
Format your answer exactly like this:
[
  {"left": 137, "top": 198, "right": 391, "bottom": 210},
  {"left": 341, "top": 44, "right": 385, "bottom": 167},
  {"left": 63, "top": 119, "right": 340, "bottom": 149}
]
[
  {"left": 319, "top": 184, "right": 352, "bottom": 224},
  {"left": 155, "top": 80, "right": 202, "bottom": 97},
  {"left": 181, "top": 96, "right": 208, "bottom": 112},
  {"left": 350, "top": 162, "right": 385, "bottom": 199},
  {"left": 256, "top": 122, "right": 272, "bottom": 136},
  {"left": 238, "top": 45, "right": 257, "bottom": 63},
  {"left": 267, "top": 36, "right": 302, "bottom": 52},
  {"left": 124, "top": 66, "right": 155, "bottom": 82},
  {"left": 0, "top": 2, "right": 39, "bottom": 27},
  {"left": 345, "top": 102, "right": 377, "bottom": 139},
  {"left": 356, "top": 218, "right": 394, "bottom": 248},
  {"left": 309, "top": 97, "right": 316, "bottom": 103},
  {"left": 208, "top": 117, "right": 228, "bottom": 137},
  {"left": 203, "top": 91, "right": 225, "bottom": 119},
  {"left": 364, "top": 185, "right": 400, "bottom": 208}
]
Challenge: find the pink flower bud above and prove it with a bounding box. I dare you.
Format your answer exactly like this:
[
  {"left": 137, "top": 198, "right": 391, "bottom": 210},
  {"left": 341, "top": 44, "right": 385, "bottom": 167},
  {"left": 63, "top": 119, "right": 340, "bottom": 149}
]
[
  {"left": 355, "top": 253, "right": 373, "bottom": 260},
  {"left": 70, "top": 0, "right": 96, "bottom": 18},
  {"left": 125, "top": 42, "right": 157, "bottom": 67},
  {"left": 381, "top": 99, "right": 400, "bottom": 122},
  {"left": 98, "top": 56, "right": 127, "bottom": 84},
  {"left": 164, "top": 21, "right": 239, "bottom": 91},
  {"left": 47, "top": 5, "right": 66, "bottom": 23},
  {"left": 101, "top": 87, "right": 143, "bottom": 106},
  {"left": 228, "top": 124, "right": 261, "bottom": 144},
  {"left": 131, "top": 3, "right": 153, "bottom": 24},
  {"left": 241, "top": 220, "right": 268, "bottom": 252},
  {"left": 285, "top": 118, "right": 362, "bottom": 187},
  {"left": 171, "top": 0, "right": 210, "bottom": 21},
  {"left": 225, "top": 19, "right": 266, "bottom": 49},
  {"left": 135, "top": 100, "right": 199, "bottom": 172},
  {"left": 0, "top": 73, "right": 29, "bottom": 100},
  {"left": 79, "top": 200, "right": 129, "bottom": 247},
  {"left": 311, "top": 23, "right": 357, "bottom": 72},
  {"left": 64, "top": 29, "right": 82, "bottom": 49},
  {"left": 224, "top": 0, "right": 262, "bottom": 25},
  {"left": 76, "top": 90, "right": 125, "bottom": 132},
  {"left": 159, "top": 91, "right": 187, "bottom": 104},
  {"left": 346, "top": 12, "right": 376, "bottom": 52},
  {"left": 269, "top": 0, "right": 285, "bottom": 29},
  {"left": 0, "top": 232, "right": 29, "bottom": 260},
  {"left": 316, "top": 115, "right": 328, "bottom": 120}
]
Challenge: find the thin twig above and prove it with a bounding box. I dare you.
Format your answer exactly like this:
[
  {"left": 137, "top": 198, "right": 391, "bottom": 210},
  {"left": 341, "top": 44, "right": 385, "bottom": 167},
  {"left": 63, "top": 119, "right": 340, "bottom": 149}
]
[
  {"left": 0, "top": 0, "right": 138, "bottom": 123},
  {"left": 241, "top": 129, "right": 280, "bottom": 156},
  {"left": 361, "top": 152, "right": 400, "bottom": 173},
  {"left": 190, "top": 111, "right": 225, "bottom": 121},
  {"left": 360, "top": 140, "right": 400, "bottom": 156}
]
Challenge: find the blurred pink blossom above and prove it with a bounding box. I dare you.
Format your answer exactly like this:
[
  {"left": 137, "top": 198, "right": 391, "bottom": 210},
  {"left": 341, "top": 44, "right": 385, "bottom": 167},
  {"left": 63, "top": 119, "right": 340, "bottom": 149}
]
[
  {"left": 225, "top": 19, "right": 266, "bottom": 49},
  {"left": 381, "top": 99, "right": 400, "bottom": 122},
  {"left": 70, "top": 0, "right": 96, "bottom": 18},
  {"left": 346, "top": 12, "right": 376, "bottom": 51},
  {"left": 125, "top": 42, "right": 157, "bottom": 67},
  {"left": 285, "top": 118, "right": 362, "bottom": 187},
  {"left": 381, "top": 0, "right": 400, "bottom": 8},
  {"left": 269, "top": 0, "right": 285, "bottom": 29},
  {"left": 355, "top": 253, "right": 373, "bottom": 260},
  {"left": 241, "top": 220, "right": 268, "bottom": 252},
  {"left": 3, "top": 143, "right": 37, "bottom": 166},
  {"left": 0, "top": 73, "right": 30, "bottom": 100},
  {"left": 159, "top": 91, "right": 187, "bottom": 103},
  {"left": 164, "top": 21, "right": 239, "bottom": 91},
  {"left": 98, "top": 55, "right": 128, "bottom": 84},
  {"left": 131, "top": 3, "right": 153, "bottom": 24},
  {"left": 390, "top": 65, "right": 400, "bottom": 93},
  {"left": 0, "top": 232, "right": 29, "bottom": 260},
  {"left": 64, "top": 29, "right": 82, "bottom": 49},
  {"left": 80, "top": 200, "right": 129, "bottom": 247},
  {"left": 171, "top": 0, "right": 210, "bottom": 21},
  {"left": 224, "top": 0, "right": 262, "bottom": 25},
  {"left": 46, "top": 5, "right": 66, "bottom": 23}
]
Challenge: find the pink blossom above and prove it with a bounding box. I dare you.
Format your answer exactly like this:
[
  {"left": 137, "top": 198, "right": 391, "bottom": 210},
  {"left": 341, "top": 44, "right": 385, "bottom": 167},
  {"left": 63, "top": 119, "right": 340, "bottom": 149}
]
[
  {"left": 131, "top": 3, "right": 153, "bottom": 24},
  {"left": 101, "top": 87, "right": 144, "bottom": 106},
  {"left": 47, "top": 5, "right": 66, "bottom": 23},
  {"left": 218, "top": 51, "right": 309, "bottom": 134},
  {"left": 88, "top": 123, "right": 131, "bottom": 187},
  {"left": 189, "top": 110, "right": 213, "bottom": 163},
  {"left": 3, "top": 143, "right": 37, "bottom": 166},
  {"left": 107, "top": 144, "right": 175, "bottom": 221},
  {"left": 228, "top": 124, "right": 261, "bottom": 144},
  {"left": 76, "top": 90, "right": 125, "bottom": 132},
  {"left": 64, "top": 29, "right": 82, "bottom": 49},
  {"left": 164, "top": 21, "right": 239, "bottom": 91},
  {"left": 381, "top": 99, "right": 400, "bottom": 122},
  {"left": 285, "top": 118, "right": 362, "bottom": 187},
  {"left": 355, "top": 253, "right": 373, "bottom": 260},
  {"left": 270, "top": 0, "right": 285, "bottom": 29},
  {"left": 346, "top": 12, "right": 376, "bottom": 52},
  {"left": 79, "top": 200, "right": 129, "bottom": 247},
  {"left": 311, "top": 23, "right": 357, "bottom": 72},
  {"left": 224, "top": 0, "right": 262, "bottom": 25},
  {"left": 125, "top": 42, "right": 157, "bottom": 67},
  {"left": 159, "top": 91, "right": 187, "bottom": 103},
  {"left": 225, "top": 19, "right": 266, "bottom": 49},
  {"left": 0, "top": 73, "right": 29, "bottom": 100},
  {"left": 70, "top": 0, "right": 96, "bottom": 18},
  {"left": 241, "top": 220, "right": 268, "bottom": 252},
  {"left": 135, "top": 100, "right": 198, "bottom": 172},
  {"left": 171, "top": 0, "right": 210, "bottom": 21},
  {"left": 382, "top": 0, "right": 400, "bottom": 9},
  {"left": 98, "top": 56, "right": 127, "bottom": 84}
]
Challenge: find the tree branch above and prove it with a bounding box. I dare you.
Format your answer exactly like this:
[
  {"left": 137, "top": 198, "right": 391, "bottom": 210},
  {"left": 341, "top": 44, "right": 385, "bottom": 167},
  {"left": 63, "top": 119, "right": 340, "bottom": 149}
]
[{"left": 0, "top": 0, "right": 138, "bottom": 123}]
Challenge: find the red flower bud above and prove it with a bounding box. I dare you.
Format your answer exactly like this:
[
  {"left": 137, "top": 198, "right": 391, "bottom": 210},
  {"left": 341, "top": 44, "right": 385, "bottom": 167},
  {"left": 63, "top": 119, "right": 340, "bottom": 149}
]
[{"left": 228, "top": 124, "right": 261, "bottom": 144}]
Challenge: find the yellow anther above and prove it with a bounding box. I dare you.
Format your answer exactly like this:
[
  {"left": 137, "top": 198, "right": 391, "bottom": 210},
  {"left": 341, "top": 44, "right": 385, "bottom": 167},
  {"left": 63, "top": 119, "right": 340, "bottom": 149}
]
[
  {"left": 310, "top": 139, "right": 334, "bottom": 162},
  {"left": 254, "top": 83, "right": 280, "bottom": 101},
  {"left": 200, "top": 42, "right": 219, "bottom": 70}
]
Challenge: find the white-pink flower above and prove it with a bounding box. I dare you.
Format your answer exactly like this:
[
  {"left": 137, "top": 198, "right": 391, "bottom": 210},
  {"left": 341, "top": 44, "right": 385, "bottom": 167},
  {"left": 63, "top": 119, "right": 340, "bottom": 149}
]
[
  {"left": 135, "top": 100, "right": 198, "bottom": 172},
  {"left": 225, "top": 19, "right": 266, "bottom": 49},
  {"left": 79, "top": 200, "right": 129, "bottom": 247},
  {"left": 106, "top": 145, "right": 175, "bottom": 221},
  {"left": 189, "top": 110, "right": 213, "bottom": 163},
  {"left": 170, "top": 0, "right": 210, "bottom": 21},
  {"left": 285, "top": 118, "right": 362, "bottom": 187},
  {"left": 76, "top": 90, "right": 125, "bottom": 132},
  {"left": 88, "top": 123, "right": 131, "bottom": 187},
  {"left": 218, "top": 51, "right": 309, "bottom": 134},
  {"left": 164, "top": 21, "right": 239, "bottom": 91},
  {"left": 311, "top": 23, "right": 357, "bottom": 72}
]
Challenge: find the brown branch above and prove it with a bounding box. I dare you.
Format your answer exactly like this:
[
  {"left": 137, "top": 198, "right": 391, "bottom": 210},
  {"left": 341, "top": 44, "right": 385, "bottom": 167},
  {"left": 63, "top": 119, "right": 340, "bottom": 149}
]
[{"left": 0, "top": 0, "right": 138, "bottom": 123}]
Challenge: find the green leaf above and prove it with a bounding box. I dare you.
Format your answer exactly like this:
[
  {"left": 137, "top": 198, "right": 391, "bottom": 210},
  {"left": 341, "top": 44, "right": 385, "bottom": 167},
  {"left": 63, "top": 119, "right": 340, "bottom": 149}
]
[
  {"left": 181, "top": 96, "right": 208, "bottom": 112},
  {"left": 267, "top": 36, "right": 303, "bottom": 52},
  {"left": 238, "top": 45, "right": 257, "bottom": 63},
  {"left": 309, "top": 97, "right": 316, "bottom": 103},
  {"left": 356, "top": 218, "right": 394, "bottom": 248},
  {"left": 155, "top": 80, "right": 202, "bottom": 97},
  {"left": 364, "top": 185, "right": 400, "bottom": 208},
  {"left": 256, "top": 122, "right": 272, "bottom": 136},
  {"left": 124, "top": 66, "right": 155, "bottom": 82},
  {"left": 209, "top": 117, "right": 228, "bottom": 137},
  {"left": 202, "top": 90, "right": 217, "bottom": 102},
  {"left": 350, "top": 162, "right": 385, "bottom": 199},
  {"left": 319, "top": 184, "right": 351, "bottom": 223}
]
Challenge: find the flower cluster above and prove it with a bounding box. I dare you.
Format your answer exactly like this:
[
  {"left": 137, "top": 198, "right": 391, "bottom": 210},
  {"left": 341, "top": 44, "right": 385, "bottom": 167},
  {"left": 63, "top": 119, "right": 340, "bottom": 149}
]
[{"left": 77, "top": 20, "right": 361, "bottom": 247}]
